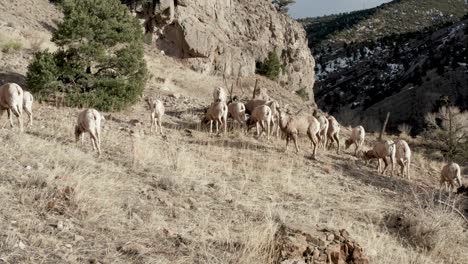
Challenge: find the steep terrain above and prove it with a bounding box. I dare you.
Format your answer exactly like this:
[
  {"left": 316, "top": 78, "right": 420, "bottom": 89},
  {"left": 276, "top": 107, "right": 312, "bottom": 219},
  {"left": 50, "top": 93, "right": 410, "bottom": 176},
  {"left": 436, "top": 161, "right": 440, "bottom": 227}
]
[
  {"left": 151, "top": 0, "right": 315, "bottom": 100},
  {"left": 0, "top": 1, "right": 468, "bottom": 264},
  {"left": 299, "top": 0, "right": 468, "bottom": 133}
]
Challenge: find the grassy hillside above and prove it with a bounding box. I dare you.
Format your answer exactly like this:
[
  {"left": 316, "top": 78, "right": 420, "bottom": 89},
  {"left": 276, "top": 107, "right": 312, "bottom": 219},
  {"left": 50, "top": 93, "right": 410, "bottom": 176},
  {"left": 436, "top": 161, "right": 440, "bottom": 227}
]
[
  {"left": 1, "top": 1, "right": 468, "bottom": 263},
  {"left": 300, "top": 0, "right": 468, "bottom": 50}
]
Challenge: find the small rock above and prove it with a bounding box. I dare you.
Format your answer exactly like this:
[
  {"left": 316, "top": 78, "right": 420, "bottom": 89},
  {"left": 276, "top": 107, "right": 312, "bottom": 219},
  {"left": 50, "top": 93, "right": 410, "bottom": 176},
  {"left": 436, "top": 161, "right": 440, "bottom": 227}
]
[
  {"left": 25, "top": 165, "right": 32, "bottom": 170},
  {"left": 65, "top": 244, "right": 72, "bottom": 249},
  {"left": 327, "top": 233, "right": 335, "bottom": 241},
  {"left": 17, "top": 241, "right": 26, "bottom": 250},
  {"left": 57, "top": 221, "right": 64, "bottom": 230},
  {"left": 74, "top": 234, "right": 85, "bottom": 242}
]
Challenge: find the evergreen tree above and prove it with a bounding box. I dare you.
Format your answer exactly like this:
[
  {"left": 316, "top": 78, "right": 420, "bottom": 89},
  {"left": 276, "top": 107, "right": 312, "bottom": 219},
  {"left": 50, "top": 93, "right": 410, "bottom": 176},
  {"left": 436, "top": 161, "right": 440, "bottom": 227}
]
[
  {"left": 272, "top": 0, "right": 296, "bottom": 13},
  {"left": 27, "top": 0, "right": 147, "bottom": 111},
  {"left": 256, "top": 51, "right": 282, "bottom": 81}
]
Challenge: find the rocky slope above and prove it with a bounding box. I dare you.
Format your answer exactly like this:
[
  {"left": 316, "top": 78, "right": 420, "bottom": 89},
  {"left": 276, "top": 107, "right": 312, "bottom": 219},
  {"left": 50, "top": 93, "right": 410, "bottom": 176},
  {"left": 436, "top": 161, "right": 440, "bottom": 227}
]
[{"left": 152, "top": 0, "right": 315, "bottom": 100}]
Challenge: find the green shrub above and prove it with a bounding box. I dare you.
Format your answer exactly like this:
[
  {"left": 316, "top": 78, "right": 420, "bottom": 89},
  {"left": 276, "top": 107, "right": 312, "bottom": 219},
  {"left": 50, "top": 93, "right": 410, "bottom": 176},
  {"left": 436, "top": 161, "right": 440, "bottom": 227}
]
[
  {"left": 26, "top": 0, "right": 147, "bottom": 111},
  {"left": 1, "top": 40, "right": 23, "bottom": 53},
  {"left": 295, "top": 87, "right": 309, "bottom": 101},
  {"left": 256, "top": 51, "right": 282, "bottom": 81}
]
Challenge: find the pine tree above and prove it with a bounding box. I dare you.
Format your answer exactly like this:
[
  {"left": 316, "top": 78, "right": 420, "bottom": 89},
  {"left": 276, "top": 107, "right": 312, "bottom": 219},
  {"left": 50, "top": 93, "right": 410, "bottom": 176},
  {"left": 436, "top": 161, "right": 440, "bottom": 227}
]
[
  {"left": 27, "top": 0, "right": 147, "bottom": 111},
  {"left": 272, "top": 0, "right": 296, "bottom": 13}
]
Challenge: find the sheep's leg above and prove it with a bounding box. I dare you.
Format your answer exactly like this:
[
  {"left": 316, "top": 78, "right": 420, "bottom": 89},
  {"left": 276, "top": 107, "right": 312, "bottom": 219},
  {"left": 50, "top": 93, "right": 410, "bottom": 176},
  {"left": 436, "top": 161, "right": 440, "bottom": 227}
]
[
  {"left": 7, "top": 109, "right": 13, "bottom": 128},
  {"left": 334, "top": 134, "right": 340, "bottom": 154},
  {"left": 309, "top": 131, "right": 318, "bottom": 160},
  {"left": 11, "top": 106, "right": 23, "bottom": 132},
  {"left": 293, "top": 134, "right": 299, "bottom": 153},
  {"left": 266, "top": 120, "right": 270, "bottom": 140},
  {"left": 256, "top": 122, "right": 260, "bottom": 137},
  {"left": 209, "top": 120, "right": 213, "bottom": 134},
  {"left": 377, "top": 159, "right": 382, "bottom": 173},
  {"left": 354, "top": 143, "right": 359, "bottom": 156},
  {"left": 89, "top": 132, "right": 97, "bottom": 151},
  {"left": 406, "top": 158, "right": 411, "bottom": 180},
  {"left": 24, "top": 109, "right": 32, "bottom": 127},
  {"left": 215, "top": 119, "right": 219, "bottom": 134},
  {"left": 158, "top": 118, "right": 164, "bottom": 135},
  {"left": 285, "top": 135, "right": 290, "bottom": 152},
  {"left": 382, "top": 158, "right": 389, "bottom": 175}
]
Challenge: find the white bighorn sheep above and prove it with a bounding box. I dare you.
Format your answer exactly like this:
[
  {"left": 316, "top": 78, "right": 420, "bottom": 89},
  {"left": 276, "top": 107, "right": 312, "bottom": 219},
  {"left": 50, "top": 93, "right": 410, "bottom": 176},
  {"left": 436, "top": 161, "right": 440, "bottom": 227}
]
[
  {"left": 22, "top": 91, "right": 34, "bottom": 127},
  {"left": 245, "top": 99, "right": 280, "bottom": 136},
  {"left": 440, "top": 161, "right": 462, "bottom": 192},
  {"left": 246, "top": 105, "right": 272, "bottom": 140},
  {"left": 228, "top": 99, "right": 246, "bottom": 131},
  {"left": 327, "top": 115, "right": 341, "bottom": 154},
  {"left": 363, "top": 140, "right": 396, "bottom": 176},
  {"left": 395, "top": 139, "right": 411, "bottom": 179},
  {"left": 0, "top": 83, "right": 24, "bottom": 132},
  {"left": 277, "top": 108, "right": 320, "bottom": 159},
  {"left": 213, "top": 86, "right": 227, "bottom": 103},
  {"left": 345, "top": 125, "right": 365, "bottom": 156},
  {"left": 145, "top": 96, "right": 165, "bottom": 135},
  {"left": 75, "top": 108, "right": 103, "bottom": 155},
  {"left": 313, "top": 110, "right": 329, "bottom": 150},
  {"left": 202, "top": 100, "right": 228, "bottom": 135}
]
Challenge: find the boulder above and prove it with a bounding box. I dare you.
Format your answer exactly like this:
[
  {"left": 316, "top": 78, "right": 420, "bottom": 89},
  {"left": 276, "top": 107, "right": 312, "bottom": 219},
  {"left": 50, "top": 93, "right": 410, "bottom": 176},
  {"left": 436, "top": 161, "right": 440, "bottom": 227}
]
[{"left": 153, "top": 0, "right": 315, "bottom": 100}]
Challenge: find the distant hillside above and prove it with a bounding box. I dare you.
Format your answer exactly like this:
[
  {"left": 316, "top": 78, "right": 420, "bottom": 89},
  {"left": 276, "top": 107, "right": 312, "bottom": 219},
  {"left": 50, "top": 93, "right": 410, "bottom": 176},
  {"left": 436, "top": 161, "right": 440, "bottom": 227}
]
[
  {"left": 300, "top": 0, "right": 468, "bottom": 51},
  {"left": 313, "top": 19, "right": 468, "bottom": 134}
]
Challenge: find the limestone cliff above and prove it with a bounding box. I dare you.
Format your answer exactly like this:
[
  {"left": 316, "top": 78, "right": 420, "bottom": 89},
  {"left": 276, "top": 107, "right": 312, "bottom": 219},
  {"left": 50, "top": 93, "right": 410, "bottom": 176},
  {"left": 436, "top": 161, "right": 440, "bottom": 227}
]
[{"left": 153, "top": 0, "right": 315, "bottom": 100}]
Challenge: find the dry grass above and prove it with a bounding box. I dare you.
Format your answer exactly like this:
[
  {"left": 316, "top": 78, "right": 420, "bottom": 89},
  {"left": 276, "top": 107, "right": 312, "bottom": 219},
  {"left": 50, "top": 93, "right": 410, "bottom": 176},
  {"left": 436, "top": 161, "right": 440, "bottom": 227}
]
[{"left": 0, "top": 104, "right": 467, "bottom": 263}]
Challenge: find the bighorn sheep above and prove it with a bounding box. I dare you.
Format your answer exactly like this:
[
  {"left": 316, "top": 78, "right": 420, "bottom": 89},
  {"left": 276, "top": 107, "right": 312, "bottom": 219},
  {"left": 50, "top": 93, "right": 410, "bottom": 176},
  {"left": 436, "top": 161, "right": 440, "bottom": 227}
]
[
  {"left": 314, "top": 111, "right": 329, "bottom": 150},
  {"left": 213, "top": 87, "right": 227, "bottom": 103},
  {"left": 395, "top": 139, "right": 411, "bottom": 179},
  {"left": 202, "top": 100, "right": 228, "bottom": 135},
  {"left": 0, "top": 83, "right": 24, "bottom": 132},
  {"left": 23, "top": 91, "right": 33, "bottom": 127},
  {"left": 246, "top": 105, "right": 272, "bottom": 140},
  {"left": 440, "top": 161, "right": 462, "bottom": 192},
  {"left": 75, "top": 108, "right": 103, "bottom": 155},
  {"left": 145, "top": 96, "right": 165, "bottom": 135},
  {"left": 363, "top": 140, "right": 396, "bottom": 175},
  {"left": 327, "top": 116, "right": 341, "bottom": 154},
  {"left": 345, "top": 126, "right": 365, "bottom": 156},
  {"left": 277, "top": 108, "right": 320, "bottom": 159},
  {"left": 228, "top": 99, "right": 246, "bottom": 131},
  {"left": 245, "top": 99, "right": 280, "bottom": 136}
]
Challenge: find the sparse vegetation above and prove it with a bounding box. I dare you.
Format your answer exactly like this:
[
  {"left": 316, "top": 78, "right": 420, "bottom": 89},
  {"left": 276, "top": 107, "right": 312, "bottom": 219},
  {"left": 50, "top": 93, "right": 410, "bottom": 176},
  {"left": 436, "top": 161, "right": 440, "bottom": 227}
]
[
  {"left": 272, "top": 0, "right": 296, "bottom": 13},
  {"left": 1, "top": 39, "right": 23, "bottom": 53},
  {"left": 26, "top": 0, "right": 147, "bottom": 111},
  {"left": 295, "top": 87, "right": 309, "bottom": 101},
  {"left": 425, "top": 106, "right": 468, "bottom": 159},
  {"left": 256, "top": 51, "right": 282, "bottom": 81}
]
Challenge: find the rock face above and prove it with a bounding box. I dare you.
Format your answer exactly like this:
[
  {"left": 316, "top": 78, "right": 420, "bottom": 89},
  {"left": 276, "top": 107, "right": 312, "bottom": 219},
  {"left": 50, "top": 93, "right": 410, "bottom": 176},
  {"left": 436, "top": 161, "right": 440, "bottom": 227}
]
[{"left": 154, "top": 0, "right": 315, "bottom": 100}]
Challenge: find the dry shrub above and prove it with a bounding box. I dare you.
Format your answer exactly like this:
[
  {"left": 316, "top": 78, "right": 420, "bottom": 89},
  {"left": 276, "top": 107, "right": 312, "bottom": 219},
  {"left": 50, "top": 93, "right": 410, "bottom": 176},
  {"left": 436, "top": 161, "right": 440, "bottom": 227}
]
[
  {"left": 30, "top": 38, "right": 44, "bottom": 52},
  {"left": 1, "top": 39, "right": 23, "bottom": 53},
  {"left": 385, "top": 194, "right": 468, "bottom": 262},
  {"left": 398, "top": 123, "right": 412, "bottom": 138},
  {"left": 238, "top": 219, "right": 278, "bottom": 264}
]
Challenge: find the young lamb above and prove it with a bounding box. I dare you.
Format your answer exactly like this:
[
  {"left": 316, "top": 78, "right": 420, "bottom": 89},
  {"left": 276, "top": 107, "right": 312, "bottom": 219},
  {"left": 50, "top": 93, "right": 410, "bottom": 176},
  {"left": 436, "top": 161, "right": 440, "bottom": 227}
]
[
  {"left": 277, "top": 108, "right": 320, "bottom": 159},
  {"left": 395, "top": 139, "right": 411, "bottom": 179},
  {"left": 246, "top": 105, "right": 272, "bottom": 140},
  {"left": 213, "top": 86, "right": 227, "bottom": 103},
  {"left": 327, "top": 116, "right": 341, "bottom": 154},
  {"left": 202, "top": 100, "right": 228, "bottom": 135},
  {"left": 0, "top": 83, "right": 24, "bottom": 132},
  {"left": 363, "top": 140, "right": 396, "bottom": 176},
  {"left": 145, "top": 96, "right": 165, "bottom": 135},
  {"left": 228, "top": 100, "right": 246, "bottom": 131},
  {"left": 75, "top": 108, "right": 103, "bottom": 155},
  {"left": 440, "top": 161, "right": 462, "bottom": 192},
  {"left": 23, "top": 91, "right": 34, "bottom": 127},
  {"left": 345, "top": 125, "right": 365, "bottom": 156}
]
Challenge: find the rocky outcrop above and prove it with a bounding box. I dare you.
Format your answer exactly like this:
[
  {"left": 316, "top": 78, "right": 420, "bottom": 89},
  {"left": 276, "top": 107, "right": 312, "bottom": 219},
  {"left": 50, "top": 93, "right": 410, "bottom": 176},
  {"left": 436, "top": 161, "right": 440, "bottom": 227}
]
[
  {"left": 153, "top": 0, "right": 315, "bottom": 100},
  {"left": 275, "top": 225, "right": 369, "bottom": 264}
]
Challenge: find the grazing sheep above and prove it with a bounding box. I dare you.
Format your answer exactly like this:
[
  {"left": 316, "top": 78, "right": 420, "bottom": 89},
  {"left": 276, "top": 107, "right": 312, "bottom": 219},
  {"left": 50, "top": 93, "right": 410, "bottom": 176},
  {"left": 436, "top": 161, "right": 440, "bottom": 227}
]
[
  {"left": 202, "top": 100, "right": 228, "bottom": 135},
  {"left": 0, "top": 83, "right": 24, "bottom": 132},
  {"left": 345, "top": 126, "right": 365, "bottom": 156},
  {"left": 277, "top": 108, "right": 320, "bottom": 159},
  {"left": 228, "top": 100, "right": 246, "bottom": 131},
  {"left": 395, "top": 139, "right": 411, "bottom": 179},
  {"left": 145, "top": 96, "right": 165, "bottom": 135},
  {"left": 23, "top": 91, "right": 34, "bottom": 127},
  {"left": 246, "top": 105, "right": 272, "bottom": 139},
  {"left": 213, "top": 86, "right": 227, "bottom": 103},
  {"left": 327, "top": 116, "right": 341, "bottom": 154},
  {"left": 245, "top": 99, "right": 268, "bottom": 115},
  {"left": 75, "top": 108, "right": 103, "bottom": 155},
  {"left": 315, "top": 114, "right": 329, "bottom": 150},
  {"left": 440, "top": 161, "right": 462, "bottom": 192},
  {"left": 363, "top": 140, "right": 396, "bottom": 175}
]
